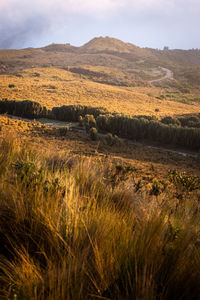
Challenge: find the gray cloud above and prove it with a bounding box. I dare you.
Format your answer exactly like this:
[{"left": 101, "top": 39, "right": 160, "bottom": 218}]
[{"left": 0, "top": 0, "right": 199, "bottom": 49}]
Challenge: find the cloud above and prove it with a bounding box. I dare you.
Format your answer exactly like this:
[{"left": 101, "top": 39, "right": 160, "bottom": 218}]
[
  {"left": 0, "top": 0, "right": 125, "bottom": 48},
  {"left": 0, "top": 0, "right": 199, "bottom": 49}
]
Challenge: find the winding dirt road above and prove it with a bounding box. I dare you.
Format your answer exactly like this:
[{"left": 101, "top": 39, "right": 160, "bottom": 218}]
[{"left": 149, "top": 67, "right": 174, "bottom": 83}]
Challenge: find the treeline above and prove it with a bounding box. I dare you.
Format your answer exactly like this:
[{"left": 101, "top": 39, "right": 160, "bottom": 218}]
[
  {"left": 52, "top": 105, "right": 108, "bottom": 121},
  {"left": 0, "top": 99, "right": 48, "bottom": 118},
  {"left": 161, "top": 115, "right": 200, "bottom": 128},
  {"left": 0, "top": 100, "right": 108, "bottom": 121},
  {"left": 0, "top": 99, "right": 200, "bottom": 150},
  {"left": 96, "top": 114, "right": 200, "bottom": 150}
]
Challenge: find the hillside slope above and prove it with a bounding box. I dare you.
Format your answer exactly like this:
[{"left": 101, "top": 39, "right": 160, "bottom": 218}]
[
  {"left": 1, "top": 37, "right": 200, "bottom": 112},
  {"left": 0, "top": 36, "right": 200, "bottom": 86},
  {"left": 1, "top": 67, "right": 200, "bottom": 116}
]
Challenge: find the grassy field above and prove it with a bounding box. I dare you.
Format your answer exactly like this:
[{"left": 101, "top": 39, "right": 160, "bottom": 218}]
[
  {"left": 0, "top": 120, "right": 200, "bottom": 299},
  {"left": 1, "top": 38, "right": 200, "bottom": 299},
  {"left": 1, "top": 67, "right": 200, "bottom": 117}
]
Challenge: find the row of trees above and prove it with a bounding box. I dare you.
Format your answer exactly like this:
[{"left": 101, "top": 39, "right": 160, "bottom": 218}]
[
  {"left": 52, "top": 105, "right": 108, "bottom": 121},
  {"left": 0, "top": 99, "right": 200, "bottom": 150},
  {"left": 161, "top": 115, "right": 200, "bottom": 129},
  {"left": 0, "top": 99, "right": 49, "bottom": 118},
  {"left": 96, "top": 114, "right": 200, "bottom": 150}
]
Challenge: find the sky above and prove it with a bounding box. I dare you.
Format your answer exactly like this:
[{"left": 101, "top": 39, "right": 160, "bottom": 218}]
[{"left": 0, "top": 0, "right": 199, "bottom": 50}]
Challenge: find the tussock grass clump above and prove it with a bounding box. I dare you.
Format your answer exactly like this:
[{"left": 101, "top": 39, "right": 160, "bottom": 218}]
[{"left": 0, "top": 134, "right": 200, "bottom": 299}]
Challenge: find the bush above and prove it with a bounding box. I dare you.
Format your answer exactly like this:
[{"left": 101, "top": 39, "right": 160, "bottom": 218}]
[
  {"left": 78, "top": 115, "right": 84, "bottom": 127},
  {"left": 105, "top": 133, "right": 114, "bottom": 145},
  {"left": 89, "top": 127, "right": 98, "bottom": 140},
  {"left": 169, "top": 170, "right": 200, "bottom": 193},
  {"left": 178, "top": 115, "right": 200, "bottom": 128},
  {"left": 8, "top": 84, "right": 15, "bottom": 88},
  {"left": 161, "top": 116, "right": 181, "bottom": 126},
  {"left": 150, "top": 181, "right": 161, "bottom": 196},
  {"left": 84, "top": 114, "right": 96, "bottom": 132},
  {"left": 57, "top": 126, "right": 69, "bottom": 136},
  {"left": 32, "top": 72, "right": 40, "bottom": 77}
]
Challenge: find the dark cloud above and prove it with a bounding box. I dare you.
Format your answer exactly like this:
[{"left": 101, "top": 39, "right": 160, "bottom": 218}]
[{"left": 0, "top": 15, "right": 51, "bottom": 49}]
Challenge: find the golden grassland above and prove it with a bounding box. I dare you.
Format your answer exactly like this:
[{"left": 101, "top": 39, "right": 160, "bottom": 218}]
[
  {"left": 0, "top": 122, "right": 200, "bottom": 299},
  {"left": 1, "top": 67, "right": 200, "bottom": 117},
  {"left": 1, "top": 43, "right": 200, "bottom": 299},
  {"left": 1, "top": 115, "right": 199, "bottom": 183}
]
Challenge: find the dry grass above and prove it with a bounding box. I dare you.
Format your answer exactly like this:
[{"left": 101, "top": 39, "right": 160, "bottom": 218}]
[
  {"left": 1, "top": 67, "right": 200, "bottom": 117},
  {"left": 0, "top": 41, "right": 200, "bottom": 299},
  {"left": 0, "top": 133, "right": 199, "bottom": 299},
  {"left": 0, "top": 114, "right": 199, "bottom": 190}
]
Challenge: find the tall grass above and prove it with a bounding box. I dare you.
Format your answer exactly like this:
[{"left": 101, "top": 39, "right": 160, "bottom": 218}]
[{"left": 0, "top": 134, "right": 199, "bottom": 299}]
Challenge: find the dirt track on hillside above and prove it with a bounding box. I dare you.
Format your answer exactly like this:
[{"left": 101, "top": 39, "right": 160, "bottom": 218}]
[{"left": 149, "top": 67, "right": 174, "bottom": 83}]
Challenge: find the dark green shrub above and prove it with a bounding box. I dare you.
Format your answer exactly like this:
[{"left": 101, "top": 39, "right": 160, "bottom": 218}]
[
  {"left": 161, "top": 116, "right": 181, "bottom": 126},
  {"left": 84, "top": 114, "right": 96, "bottom": 131},
  {"left": 32, "top": 72, "right": 40, "bottom": 77},
  {"left": 8, "top": 84, "right": 15, "bottom": 88},
  {"left": 15, "top": 73, "right": 23, "bottom": 78},
  {"left": 169, "top": 170, "right": 200, "bottom": 192},
  {"left": 89, "top": 127, "right": 98, "bottom": 141},
  {"left": 178, "top": 115, "right": 200, "bottom": 128},
  {"left": 105, "top": 133, "right": 114, "bottom": 146},
  {"left": 57, "top": 126, "right": 69, "bottom": 136},
  {"left": 150, "top": 181, "right": 161, "bottom": 196},
  {"left": 78, "top": 116, "right": 84, "bottom": 127}
]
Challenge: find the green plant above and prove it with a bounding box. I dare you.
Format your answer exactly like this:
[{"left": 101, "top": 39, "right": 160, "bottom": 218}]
[
  {"left": 89, "top": 127, "right": 98, "bottom": 140},
  {"left": 57, "top": 126, "right": 69, "bottom": 136},
  {"left": 150, "top": 181, "right": 161, "bottom": 196},
  {"left": 8, "top": 84, "right": 15, "bottom": 88},
  {"left": 169, "top": 170, "right": 200, "bottom": 192}
]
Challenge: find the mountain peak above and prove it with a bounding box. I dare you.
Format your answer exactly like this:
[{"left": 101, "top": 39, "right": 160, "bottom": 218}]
[{"left": 81, "top": 36, "right": 136, "bottom": 53}]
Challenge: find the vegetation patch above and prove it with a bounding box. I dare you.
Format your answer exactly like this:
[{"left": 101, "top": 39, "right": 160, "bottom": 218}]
[
  {"left": 0, "top": 135, "right": 199, "bottom": 299},
  {"left": 1, "top": 100, "right": 200, "bottom": 151}
]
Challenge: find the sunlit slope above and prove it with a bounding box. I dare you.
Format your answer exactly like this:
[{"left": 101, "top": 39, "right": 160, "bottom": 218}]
[
  {"left": 0, "top": 67, "right": 199, "bottom": 116},
  {"left": 1, "top": 37, "right": 200, "bottom": 88}
]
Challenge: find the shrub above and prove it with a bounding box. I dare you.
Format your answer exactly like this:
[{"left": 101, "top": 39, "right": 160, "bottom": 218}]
[
  {"left": 89, "top": 127, "right": 98, "bottom": 141},
  {"left": 150, "top": 181, "right": 161, "bottom": 196},
  {"left": 161, "top": 116, "right": 181, "bottom": 126},
  {"left": 57, "top": 126, "right": 69, "bottom": 136},
  {"left": 78, "top": 115, "right": 84, "bottom": 127},
  {"left": 178, "top": 115, "right": 200, "bottom": 128},
  {"left": 32, "top": 72, "right": 40, "bottom": 77},
  {"left": 105, "top": 133, "right": 114, "bottom": 145},
  {"left": 169, "top": 170, "right": 200, "bottom": 193},
  {"left": 8, "top": 84, "right": 15, "bottom": 88},
  {"left": 84, "top": 114, "right": 96, "bottom": 132}
]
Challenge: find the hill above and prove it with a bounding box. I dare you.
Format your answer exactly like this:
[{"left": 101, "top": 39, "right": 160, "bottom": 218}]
[
  {"left": 0, "top": 37, "right": 200, "bottom": 82},
  {"left": 1, "top": 67, "right": 200, "bottom": 116},
  {"left": 0, "top": 37, "right": 200, "bottom": 299},
  {"left": 80, "top": 36, "right": 141, "bottom": 53},
  {"left": 0, "top": 36, "right": 200, "bottom": 113}
]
